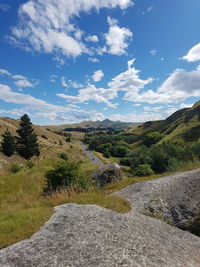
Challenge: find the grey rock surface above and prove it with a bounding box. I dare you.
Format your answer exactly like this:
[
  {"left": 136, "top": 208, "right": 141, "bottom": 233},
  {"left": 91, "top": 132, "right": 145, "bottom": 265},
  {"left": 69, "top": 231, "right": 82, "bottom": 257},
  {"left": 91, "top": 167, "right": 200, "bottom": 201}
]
[
  {"left": 1, "top": 169, "right": 200, "bottom": 266},
  {"left": 92, "top": 163, "right": 123, "bottom": 186},
  {"left": 116, "top": 168, "right": 200, "bottom": 227}
]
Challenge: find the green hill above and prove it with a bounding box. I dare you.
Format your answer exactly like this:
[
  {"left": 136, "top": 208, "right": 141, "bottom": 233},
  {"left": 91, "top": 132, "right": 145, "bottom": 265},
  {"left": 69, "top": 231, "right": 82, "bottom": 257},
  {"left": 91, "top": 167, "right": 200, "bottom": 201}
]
[{"left": 128, "top": 101, "right": 200, "bottom": 145}]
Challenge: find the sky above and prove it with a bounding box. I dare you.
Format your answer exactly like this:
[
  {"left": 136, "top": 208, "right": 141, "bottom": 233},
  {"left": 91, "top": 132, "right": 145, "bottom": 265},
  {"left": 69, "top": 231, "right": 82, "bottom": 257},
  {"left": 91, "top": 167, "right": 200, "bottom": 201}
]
[{"left": 0, "top": 0, "right": 200, "bottom": 125}]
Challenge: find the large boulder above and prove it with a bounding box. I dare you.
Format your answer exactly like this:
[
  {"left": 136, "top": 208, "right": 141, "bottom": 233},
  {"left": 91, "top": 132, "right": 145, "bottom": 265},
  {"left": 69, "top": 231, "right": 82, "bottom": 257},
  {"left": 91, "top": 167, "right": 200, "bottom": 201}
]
[{"left": 92, "top": 163, "right": 123, "bottom": 186}]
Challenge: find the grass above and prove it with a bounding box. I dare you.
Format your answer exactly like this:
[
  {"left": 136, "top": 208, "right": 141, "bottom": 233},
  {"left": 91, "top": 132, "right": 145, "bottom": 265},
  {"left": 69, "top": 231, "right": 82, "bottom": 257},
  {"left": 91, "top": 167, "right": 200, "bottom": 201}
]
[
  {"left": 46, "top": 189, "right": 131, "bottom": 214},
  {"left": 1, "top": 140, "right": 200, "bottom": 249},
  {"left": 0, "top": 145, "right": 130, "bottom": 249}
]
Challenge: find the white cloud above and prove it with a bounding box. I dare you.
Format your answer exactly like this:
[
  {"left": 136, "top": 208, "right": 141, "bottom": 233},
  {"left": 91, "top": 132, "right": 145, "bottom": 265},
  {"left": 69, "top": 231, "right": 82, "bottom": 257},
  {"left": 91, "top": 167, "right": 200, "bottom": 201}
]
[
  {"left": 0, "top": 69, "right": 11, "bottom": 76},
  {"left": 0, "top": 83, "right": 97, "bottom": 123},
  {"left": 104, "top": 17, "right": 133, "bottom": 55},
  {"left": 57, "top": 59, "right": 152, "bottom": 107},
  {"left": 57, "top": 84, "right": 118, "bottom": 108},
  {"left": 125, "top": 65, "right": 200, "bottom": 104},
  {"left": 147, "top": 6, "right": 153, "bottom": 12},
  {"left": 12, "top": 74, "right": 27, "bottom": 80},
  {"left": 14, "top": 79, "right": 34, "bottom": 88},
  {"left": 143, "top": 106, "right": 164, "bottom": 111},
  {"left": 133, "top": 103, "right": 141, "bottom": 106},
  {"left": 88, "top": 57, "right": 99, "bottom": 63},
  {"left": 108, "top": 112, "right": 163, "bottom": 122},
  {"left": 10, "top": 0, "right": 133, "bottom": 61},
  {"left": 85, "top": 35, "right": 98, "bottom": 42},
  {"left": 61, "top": 76, "right": 83, "bottom": 88},
  {"left": 179, "top": 103, "right": 193, "bottom": 109},
  {"left": 182, "top": 43, "right": 200, "bottom": 62},
  {"left": 92, "top": 70, "right": 104, "bottom": 82},
  {"left": 149, "top": 49, "right": 156, "bottom": 56}
]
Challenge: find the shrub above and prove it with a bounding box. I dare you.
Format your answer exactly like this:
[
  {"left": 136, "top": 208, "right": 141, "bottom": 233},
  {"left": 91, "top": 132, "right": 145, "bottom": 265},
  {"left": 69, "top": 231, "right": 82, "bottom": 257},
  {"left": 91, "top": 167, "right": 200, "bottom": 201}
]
[
  {"left": 26, "top": 160, "right": 35, "bottom": 168},
  {"left": 103, "top": 149, "right": 110, "bottom": 158},
  {"left": 132, "top": 164, "right": 154, "bottom": 177},
  {"left": 143, "top": 132, "right": 164, "bottom": 147},
  {"left": 10, "top": 163, "right": 22, "bottom": 173},
  {"left": 58, "top": 152, "right": 68, "bottom": 161},
  {"left": 45, "top": 162, "right": 82, "bottom": 191}
]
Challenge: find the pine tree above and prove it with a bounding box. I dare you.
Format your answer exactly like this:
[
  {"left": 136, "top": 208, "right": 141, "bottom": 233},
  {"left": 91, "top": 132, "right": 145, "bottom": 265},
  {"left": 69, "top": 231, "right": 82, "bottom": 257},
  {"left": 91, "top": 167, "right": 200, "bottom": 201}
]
[
  {"left": 16, "top": 114, "right": 40, "bottom": 159},
  {"left": 1, "top": 130, "right": 15, "bottom": 157}
]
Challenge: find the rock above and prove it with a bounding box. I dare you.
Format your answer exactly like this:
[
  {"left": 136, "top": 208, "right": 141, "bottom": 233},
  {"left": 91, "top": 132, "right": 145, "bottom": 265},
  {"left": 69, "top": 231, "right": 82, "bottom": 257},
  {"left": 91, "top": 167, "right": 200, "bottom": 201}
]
[
  {"left": 116, "top": 168, "right": 200, "bottom": 228},
  {"left": 92, "top": 163, "right": 123, "bottom": 186},
  {"left": 1, "top": 203, "right": 200, "bottom": 267},
  {"left": 1, "top": 169, "right": 200, "bottom": 266}
]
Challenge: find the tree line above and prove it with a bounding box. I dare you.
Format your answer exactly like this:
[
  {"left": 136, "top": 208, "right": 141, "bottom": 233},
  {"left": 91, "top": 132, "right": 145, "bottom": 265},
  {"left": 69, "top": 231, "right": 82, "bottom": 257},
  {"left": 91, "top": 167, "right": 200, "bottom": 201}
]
[{"left": 1, "top": 114, "right": 40, "bottom": 159}]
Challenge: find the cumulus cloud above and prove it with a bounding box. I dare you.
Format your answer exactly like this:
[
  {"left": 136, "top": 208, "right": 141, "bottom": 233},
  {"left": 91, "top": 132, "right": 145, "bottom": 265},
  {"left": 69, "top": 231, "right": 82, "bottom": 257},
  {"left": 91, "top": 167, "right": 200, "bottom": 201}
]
[
  {"left": 92, "top": 70, "right": 104, "bottom": 82},
  {"left": 85, "top": 35, "right": 98, "bottom": 42},
  {"left": 0, "top": 83, "right": 100, "bottom": 123},
  {"left": 57, "top": 59, "right": 153, "bottom": 107},
  {"left": 182, "top": 43, "right": 200, "bottom": 62},
  {"left": 9, "top": 0, "right": 133, "bottom": 61},
  {"left": 61, "top": 76, "right": 83, "bottom": 88},
  {"left": 108, "top": 112, "right": 163, "bottom": 122},
  {"left": 88, "top": 57, "right": 99, "bottom": 63},
  {"left": 57, "top": 84, "right": 118, "bottom": 108},
  {"left": 14, "top": 79, "right": 34, "bottom": 88},
  {"left": 104, "top": 17, "right": 133, "bottom": 55},
  {"left": 0, "top": 69, "right": 11, "bottom": 76},
  {"left": 125, "top": 65, "right": 200, "bottom": 104}
]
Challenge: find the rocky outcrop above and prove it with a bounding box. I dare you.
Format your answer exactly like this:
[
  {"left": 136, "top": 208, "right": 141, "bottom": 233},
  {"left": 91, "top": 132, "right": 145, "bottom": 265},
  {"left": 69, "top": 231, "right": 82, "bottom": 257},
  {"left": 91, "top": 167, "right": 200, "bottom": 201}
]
[
  {"left": 1, "top": 169, "right": 200, "bottom": 266},
  {"left": 92, "top": 163, "right": 123, "bottom": 186},
  {"left": 116, "top": 168, "right": 200, "bottom": 228}
]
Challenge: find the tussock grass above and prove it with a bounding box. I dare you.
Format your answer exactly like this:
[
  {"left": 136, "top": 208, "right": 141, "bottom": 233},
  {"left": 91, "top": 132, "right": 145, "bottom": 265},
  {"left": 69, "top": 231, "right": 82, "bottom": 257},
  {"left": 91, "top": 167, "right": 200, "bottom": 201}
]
[
  {"left": 0, "top": 149, "right": 130, "bottom": 249},
  {"left": 46, "top": 188, "right": 131, "bottom": 214}
]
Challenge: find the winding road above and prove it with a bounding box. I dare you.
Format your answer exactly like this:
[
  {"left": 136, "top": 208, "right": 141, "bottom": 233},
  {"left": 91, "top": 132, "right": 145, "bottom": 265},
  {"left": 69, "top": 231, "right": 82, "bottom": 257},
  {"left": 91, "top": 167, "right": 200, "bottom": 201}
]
[{"left": 80, "top": 141, "right": 103, "bottom": 165}]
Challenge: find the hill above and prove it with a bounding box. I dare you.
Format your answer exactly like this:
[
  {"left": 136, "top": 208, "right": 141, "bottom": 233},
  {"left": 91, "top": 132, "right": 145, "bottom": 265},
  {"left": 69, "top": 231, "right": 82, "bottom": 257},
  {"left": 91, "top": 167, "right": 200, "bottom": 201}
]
[
  {"left": 0, "top": 117, "right": 65, "bottom": 147},
  {"left": 44, "top": 119, "right": 139, "bottom": 132},
  {"left": 127, "top": 100, "right": 200, "bottom": 145}
]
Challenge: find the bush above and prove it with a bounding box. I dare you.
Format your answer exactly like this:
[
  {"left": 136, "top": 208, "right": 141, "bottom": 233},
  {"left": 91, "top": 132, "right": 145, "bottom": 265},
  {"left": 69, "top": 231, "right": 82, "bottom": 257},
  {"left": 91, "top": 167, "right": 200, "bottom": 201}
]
[
  {"left": 143, "top": 132, "right": 164, "bottom": 147},
  {"left": 45, "top": 162, "right": 82, "bottom": 191},
  {"left": 10, "top": 163, "right": 22, "bottom": 173},
  {"left": 58, "top": 152, "right": 68, "bottom": 161},
  {"left": 103, "top": 149, "right": 110, "bottom": 158},
  {"left": 26, "top": 160, "right": 34, "bottom": 168},
  {"left": 132, "top": 164, "right": 154, "bottom": 177}
]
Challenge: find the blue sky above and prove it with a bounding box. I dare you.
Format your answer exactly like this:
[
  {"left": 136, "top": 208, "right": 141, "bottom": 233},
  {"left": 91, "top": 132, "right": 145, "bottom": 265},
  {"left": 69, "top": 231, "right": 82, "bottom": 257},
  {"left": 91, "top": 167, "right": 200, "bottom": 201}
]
[{"left": 0, "top": 0, "right": 200, "bottom": 125}]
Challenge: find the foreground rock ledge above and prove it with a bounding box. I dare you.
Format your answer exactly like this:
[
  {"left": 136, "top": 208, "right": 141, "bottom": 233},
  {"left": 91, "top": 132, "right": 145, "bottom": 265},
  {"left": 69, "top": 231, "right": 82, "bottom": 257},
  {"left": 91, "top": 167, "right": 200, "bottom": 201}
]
[{"left": 1, "top": 170, "right": 200, "bottom": 267}]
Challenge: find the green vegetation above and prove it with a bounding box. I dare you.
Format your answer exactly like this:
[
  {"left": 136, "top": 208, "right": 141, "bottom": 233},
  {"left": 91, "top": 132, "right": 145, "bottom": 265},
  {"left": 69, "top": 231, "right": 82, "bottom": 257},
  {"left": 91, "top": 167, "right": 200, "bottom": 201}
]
[
  {"left": 16, "top": 114, "right": 40, "bottom": 159},
  {"left": 9, "top": 163, "right": 22, "bottom": 173},
  {"left": 45, "top": 161, "right": 85, "bottom": 191},
  {"left": 0, "top": 152, "right": 131, "bottom": 249},
  {"left": 143, "top": 132, "right": 164, "bottom": 147},
  {"left": 1, "top": 101, "right": 200, "bottom": 248},
  {"left": 1, "top": 130, "right": 15, "bottom": 157}
]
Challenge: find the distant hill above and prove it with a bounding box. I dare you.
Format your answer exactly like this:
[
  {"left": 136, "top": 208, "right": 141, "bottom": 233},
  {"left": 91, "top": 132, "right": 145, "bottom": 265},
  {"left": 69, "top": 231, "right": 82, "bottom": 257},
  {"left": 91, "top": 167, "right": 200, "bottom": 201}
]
[
  {"left": 127, "top": 100, "right": 200, "bottom": 144},
  {"left": 0, "top": 117, "right": 65, "bottom": 147},
  {"left": 44, "top": 119, "right": 139, "bottom": 132}
]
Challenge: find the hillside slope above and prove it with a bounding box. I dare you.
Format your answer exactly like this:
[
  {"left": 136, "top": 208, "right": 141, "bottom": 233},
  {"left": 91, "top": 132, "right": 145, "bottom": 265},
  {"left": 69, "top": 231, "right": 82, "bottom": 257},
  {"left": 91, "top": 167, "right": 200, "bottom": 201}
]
[
  {"left": 128, "top": 100, "right": 200, "bottom": 144},
  {"left": 0, "top": 117, "right": 65, "bottom": 147}
]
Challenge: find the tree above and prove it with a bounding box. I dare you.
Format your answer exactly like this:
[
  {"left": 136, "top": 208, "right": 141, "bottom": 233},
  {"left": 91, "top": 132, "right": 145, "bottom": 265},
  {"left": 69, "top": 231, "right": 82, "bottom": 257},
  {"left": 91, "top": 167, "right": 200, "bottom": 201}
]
[
  {"left": 143, "top": 132, "right": 164, "bottom": 147},
  {"left": 16, "top": 114, "right": 40, "bottom": 159},
  {"left": 1, "top": 130, "right": 15, "bottom": 157}
]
